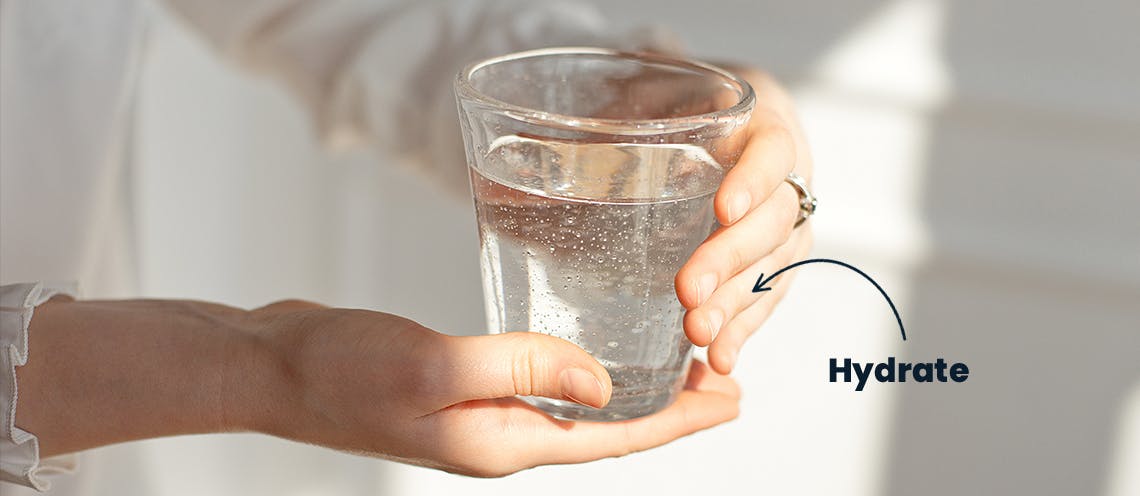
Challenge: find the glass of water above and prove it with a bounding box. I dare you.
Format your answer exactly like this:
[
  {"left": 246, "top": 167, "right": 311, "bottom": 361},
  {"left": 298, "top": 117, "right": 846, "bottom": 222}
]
[{"left": 455, "top": 47, "right": 754, "bottom": 421}]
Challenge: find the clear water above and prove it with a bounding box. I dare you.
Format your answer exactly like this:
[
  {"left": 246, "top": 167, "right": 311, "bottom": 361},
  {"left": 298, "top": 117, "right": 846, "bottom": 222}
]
[{"left": 470, "top": 136, "right": 723, "bottom": 421}]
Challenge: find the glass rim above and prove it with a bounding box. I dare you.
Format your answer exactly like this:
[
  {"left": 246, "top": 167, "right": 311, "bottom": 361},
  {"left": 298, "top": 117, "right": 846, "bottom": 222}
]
[{"left": 455, "top": 47, "right": 756, "bottom": 135}]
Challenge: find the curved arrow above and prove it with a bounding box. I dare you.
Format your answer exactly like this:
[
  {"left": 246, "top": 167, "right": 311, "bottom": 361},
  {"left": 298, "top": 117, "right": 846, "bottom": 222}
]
[{"left": 752, "top": 258, "right": 907, "bottom": 341}]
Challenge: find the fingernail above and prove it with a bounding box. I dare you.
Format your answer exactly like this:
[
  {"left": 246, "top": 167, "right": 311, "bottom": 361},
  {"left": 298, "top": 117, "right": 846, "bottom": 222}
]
[
  {"left": 706, "top": 309, "right": 724, "bottom": 342},
  {"left": 697, "top": 273, "right": 718, "bottom": 305},
  {"left": 560, "top": 368, "right": 605, "bottom": 408},
  {"left": 728, "top": 192, "right": 751, "bottom": 224}
]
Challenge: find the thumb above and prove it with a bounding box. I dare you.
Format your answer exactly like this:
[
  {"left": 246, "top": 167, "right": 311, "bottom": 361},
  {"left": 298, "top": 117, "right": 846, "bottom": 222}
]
[{"left": 433, "top": 332, "right": 612, "bottom": 409}]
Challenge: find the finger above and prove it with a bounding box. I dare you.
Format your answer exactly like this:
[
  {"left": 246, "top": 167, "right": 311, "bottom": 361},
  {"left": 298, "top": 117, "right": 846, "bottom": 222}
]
[
  {"left": 683, "top": 223, "right": 805, "bottom": 346},
  {"left": 675, "top": 181, "right": 800, "bottom": 309},
  {"left": 684, "top": 359, "right": 741, "bottom": 399},
  {"left": 707, "top": 279, "right": 792, "bottom": 374},
  {"left": 416, "top": 360, "right": 738, "bottom": 476},
  {"left": 708, "top": 225, "right": 814, "bottom": 374},
  {"left": 532, "top": 379, "right": 739, "bottom": 466},
  {"left": 432, "top": 332, "right": 613, "bottom": 409},
  {"left": 714, "top": 108, "right": 796, "bottom": 226}
]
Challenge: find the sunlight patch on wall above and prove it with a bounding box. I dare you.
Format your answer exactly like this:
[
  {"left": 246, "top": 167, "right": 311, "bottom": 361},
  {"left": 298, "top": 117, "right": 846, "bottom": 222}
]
[
  {"left": 813, "top": 0, "right": 950, "bottom": 109},
  {"left": 784, "top": 2, "right": 951, "bottom": 495}
]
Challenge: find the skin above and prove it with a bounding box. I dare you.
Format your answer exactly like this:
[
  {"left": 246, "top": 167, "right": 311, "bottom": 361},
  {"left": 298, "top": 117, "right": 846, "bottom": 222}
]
[
  {"left": 19, "top": 297, "right": 740, "bottom": 477},
  {"left": 12, "top": 66, "right": 811, "bottom": 476},
  {"left": 675, "top": 67, "right": 814, "bottom": 374}
]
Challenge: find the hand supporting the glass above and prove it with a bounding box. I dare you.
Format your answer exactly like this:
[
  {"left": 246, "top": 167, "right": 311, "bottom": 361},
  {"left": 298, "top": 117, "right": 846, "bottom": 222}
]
[
  {"left": 675, "top": 67, "right": 815, "bottom": 374},
  {"left": 17, "top": 297, "right": 739, "bottom": 476}
]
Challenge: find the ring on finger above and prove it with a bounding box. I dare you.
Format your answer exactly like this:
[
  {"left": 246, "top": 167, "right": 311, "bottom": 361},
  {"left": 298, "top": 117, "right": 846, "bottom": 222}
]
[{"left": 783, "top": 172, "right": 817, "bottom": 228}]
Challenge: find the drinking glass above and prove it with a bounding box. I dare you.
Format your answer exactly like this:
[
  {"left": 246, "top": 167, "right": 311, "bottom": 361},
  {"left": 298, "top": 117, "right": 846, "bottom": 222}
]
[{"left": 455, "top": 47, "right": 754, "bottom": 421}]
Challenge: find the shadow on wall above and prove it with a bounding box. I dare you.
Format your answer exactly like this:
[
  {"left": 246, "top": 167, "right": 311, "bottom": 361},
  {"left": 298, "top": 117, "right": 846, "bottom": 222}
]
[{"left": 884, "top": 1, "right": 1140, "bottom": 494}]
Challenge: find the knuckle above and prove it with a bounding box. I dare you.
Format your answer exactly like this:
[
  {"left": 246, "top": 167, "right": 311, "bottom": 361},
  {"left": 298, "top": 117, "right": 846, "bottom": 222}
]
[
  {"left": 277, "top": 298, "right": 322, "bottom": 310},
  {"left": 275, "top": 298, "right": 312, "bottom": 307},
  {"left": 508, "top": 334, "right": 546, "bottom": 397},
  {"left": 775, "top": 187, "right": 800, "bottom": 237},
  {"left": 678, "top": 401, "right": 694, "bottom": 433},
  {"left": 403, "top": 332, "right": 448, "bottom": 401},
  {"left": 723, "top": 288, "right": 748, "bottom": 317},
  {"left": 458, "top": 459, "right": 513, "bottom": 478},
  {"left": 618, "top": 423, "right": 638, "bottom": 458},
  {"left": 726, "top": 241, "right": 750, "bottom": 273},
  {"left": 750, "top": 124, "right": 798, "bottom": 187},
  {"left": 253, "top": 298, "right": 320, "bottom": 317},
  {"left": 755, "top": 113, "right": 793, "bottom": 141},
  {"left": 773, "top": 126, "right": 798, "bottom": 169},
  {"left": 449, "top": 440, "right": 522, "bottom": 478}
]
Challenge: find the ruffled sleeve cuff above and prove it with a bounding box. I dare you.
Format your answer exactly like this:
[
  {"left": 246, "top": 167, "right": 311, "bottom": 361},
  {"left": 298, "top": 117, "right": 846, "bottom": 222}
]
[{"left": 1, "top": 282, "right": 79, "bottom": 491}]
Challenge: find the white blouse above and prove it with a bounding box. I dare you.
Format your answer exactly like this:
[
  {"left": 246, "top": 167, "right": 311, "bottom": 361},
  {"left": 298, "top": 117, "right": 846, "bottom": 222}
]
[{"left": 0, "top": 0, "right": 672, "bottom": 492}]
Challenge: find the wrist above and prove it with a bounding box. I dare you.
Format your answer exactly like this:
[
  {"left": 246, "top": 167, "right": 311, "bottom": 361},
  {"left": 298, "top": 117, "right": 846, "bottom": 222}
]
[{"left": 222, "top": 317, "right": 298, "bottom": 437}]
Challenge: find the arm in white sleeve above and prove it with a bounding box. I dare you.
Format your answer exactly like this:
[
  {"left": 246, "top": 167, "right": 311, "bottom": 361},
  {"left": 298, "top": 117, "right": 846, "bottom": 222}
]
[
  {"left": 159, "top": 0, "right": 679, "bottom": 195},
  {"left": 0, "top": 283, "right": 78, "bottom": 491}
]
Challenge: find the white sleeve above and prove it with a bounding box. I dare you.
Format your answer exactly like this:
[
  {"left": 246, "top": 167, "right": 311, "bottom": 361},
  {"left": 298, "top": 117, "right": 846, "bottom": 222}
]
[
  {"left": 159, "top": 0, "right": 680, "bottom": 195},
  {"left": 0, "top": 283, "right": 79, "bottom": 491}
]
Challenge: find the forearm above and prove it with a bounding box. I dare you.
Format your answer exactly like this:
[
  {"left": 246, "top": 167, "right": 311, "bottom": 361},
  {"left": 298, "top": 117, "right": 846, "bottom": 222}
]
[{"left": 15, "top": 298, "right": 285, "bottom": 457}]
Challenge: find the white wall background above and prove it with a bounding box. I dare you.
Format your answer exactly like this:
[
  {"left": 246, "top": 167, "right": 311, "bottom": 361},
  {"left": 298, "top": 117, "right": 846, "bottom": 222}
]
[{"left": 131, "top": 0, "right": 1140, "bottom": 494}]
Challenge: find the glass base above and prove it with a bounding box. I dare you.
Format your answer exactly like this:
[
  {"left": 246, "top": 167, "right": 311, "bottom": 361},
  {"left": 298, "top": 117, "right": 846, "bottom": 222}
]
[{"left": 522, "top": 386, "right": 681, "bottom": 422}]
